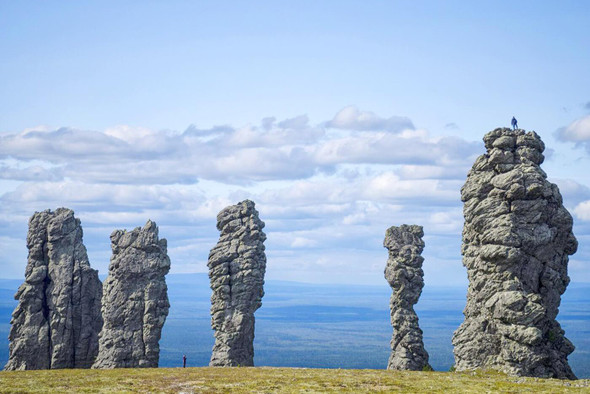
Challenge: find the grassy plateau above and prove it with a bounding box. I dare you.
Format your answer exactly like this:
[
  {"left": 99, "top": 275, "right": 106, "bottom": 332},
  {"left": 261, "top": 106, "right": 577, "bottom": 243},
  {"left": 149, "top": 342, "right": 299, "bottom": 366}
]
[{"left": 0, "top": 367, "right": 589, "bottom": 393}]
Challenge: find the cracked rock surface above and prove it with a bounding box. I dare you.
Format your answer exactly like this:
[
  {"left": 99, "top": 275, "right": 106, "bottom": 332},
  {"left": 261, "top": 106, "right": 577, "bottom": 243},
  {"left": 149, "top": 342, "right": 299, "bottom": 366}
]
[
  {"left": 92, "top": 220, "right": 170, "bottom": 369},
  {"left": 5, "top": 208, "right": 102, "bottom": 370},
  {"left": 452, "top": 128, "right": 578, "bottom": 379},
  {"left": 208, "top": 200, "right": 267, "bottom": 367},
  {"left": 384, "top": 224, "right": 431, "bottom": 371}
]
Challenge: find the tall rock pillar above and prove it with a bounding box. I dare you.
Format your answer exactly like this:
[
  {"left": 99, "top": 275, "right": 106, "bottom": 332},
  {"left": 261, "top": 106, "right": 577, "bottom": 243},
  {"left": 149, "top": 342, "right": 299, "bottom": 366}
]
[
  {"left": 384, "top": 224, "right": 431, "bottom": 371},
  {"left": 452, "top": 128, "right": 578, "bottom": 379},
  {"left": 208, "top": 200, "right": 267, "bottom": 366},
  {"left": 5, "top": 208, "right": 102, "bottom": 370},
  {"left": 92, "top": 220, "right": 170, "bottom": 368}
]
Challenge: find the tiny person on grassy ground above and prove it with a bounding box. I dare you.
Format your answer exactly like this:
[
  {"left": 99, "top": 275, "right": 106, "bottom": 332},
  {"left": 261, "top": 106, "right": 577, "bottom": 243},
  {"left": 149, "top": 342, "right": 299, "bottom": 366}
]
[{"left": 183, "top": 354, "right": 187, "bottom": 368}]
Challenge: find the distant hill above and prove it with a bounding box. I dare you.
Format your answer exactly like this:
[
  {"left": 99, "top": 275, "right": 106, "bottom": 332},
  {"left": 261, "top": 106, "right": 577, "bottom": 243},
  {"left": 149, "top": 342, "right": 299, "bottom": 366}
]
[{"left": 1, "top": 274, "right": 589, "bottom": 378}]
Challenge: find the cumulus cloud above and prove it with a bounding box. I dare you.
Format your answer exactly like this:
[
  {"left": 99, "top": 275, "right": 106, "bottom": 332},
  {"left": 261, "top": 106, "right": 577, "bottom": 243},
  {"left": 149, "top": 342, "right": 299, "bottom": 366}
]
[
  {"left": 574, "top": 200, "right": 590, "bottom": 221},
  {"left": 550, "top": 178, "right": 590, "bottom": 206},
  {"left": 9, "top": 108, "right": 577, "bottom": 285},
  {"left": 312, "top": 131, "right": 480, "bottom": 167},
  {"left": 362, "top": 172, "right": 460, "bottom": 204},
  {"left": 326, "top": 106, "right": 414, "bottom": 132},
  {"left": 0, "top": 122, "right": 323, "bottom": 184},
  {"left": 0, "top": 111, "right": 480, "bottom": 185},
  {"left": 0, "top": 164, "right": 63, "bottom": 181},
  {"left": 0, "top": 182, "right": 210, "bottom": 227},
  {"left": 290, "top": 236, "right": 319, "bottom": 248},
  {"left": 183, "top": 124, "right": 234, "bottom": 137},
  {"left": 397, "top": 165, "right": 467, "bottom": 180},
  {"left": 556, "top": 115, "right": 590, "bottom": 142}
]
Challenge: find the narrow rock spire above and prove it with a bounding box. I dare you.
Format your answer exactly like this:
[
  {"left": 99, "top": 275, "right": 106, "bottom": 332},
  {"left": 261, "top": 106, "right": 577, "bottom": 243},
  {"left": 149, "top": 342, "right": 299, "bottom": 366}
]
[
  {"left": 452, "top": 128, "right": 577, "bottom": 379},
  {"left": 208, "top": 200, "right": 267, "bottom": 366},
  {"left": 5, "top": 208, "right": 102, "bottom": 370},
  {"left": 92, "top": 220, "right": 170, "bottom": 368},
  {"left": 384, "top": 224, "right": 431, "bottom": 371}
]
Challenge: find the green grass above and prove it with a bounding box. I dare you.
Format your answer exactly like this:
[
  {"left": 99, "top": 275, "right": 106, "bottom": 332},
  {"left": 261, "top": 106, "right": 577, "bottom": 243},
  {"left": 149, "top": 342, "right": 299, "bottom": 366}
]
[{"left": 0, "top": 367, "right": 588, "bottom": 393}]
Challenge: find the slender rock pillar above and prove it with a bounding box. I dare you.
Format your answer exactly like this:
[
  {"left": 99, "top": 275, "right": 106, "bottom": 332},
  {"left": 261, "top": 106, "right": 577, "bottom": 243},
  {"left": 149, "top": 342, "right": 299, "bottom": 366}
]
[
  {"left": 5, "top": 208, "right": 102, "bottom": 370},
  {"left": 384, "top": 224, "right": 431, "bottom": 371},
  {"left": 208, "top": 200, "right": 267, "bottom": 366},
  {"left": 92, "top": 220, "right": 170, "bottom": 368},
  {"left": 452, "top": 128, "right": 578, "bottom": 379}
]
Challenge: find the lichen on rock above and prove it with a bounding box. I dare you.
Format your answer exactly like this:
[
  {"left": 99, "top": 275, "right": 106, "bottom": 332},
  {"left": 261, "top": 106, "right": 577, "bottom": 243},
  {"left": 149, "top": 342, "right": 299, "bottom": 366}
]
[
  {"left": 208, "top": 200, "right": 267, "bottom": 367},
  {"left": 384, "top": 224, "right": 431, "bottom": 371},
  {"left": 452, "top": 128, "right": 578, "bottom": 379},
  {"left": 4, "top": 208, "right": 103, "bottom": 370},
  {"left": 92, "top": 220, "right": 170, "bottom": 369}
]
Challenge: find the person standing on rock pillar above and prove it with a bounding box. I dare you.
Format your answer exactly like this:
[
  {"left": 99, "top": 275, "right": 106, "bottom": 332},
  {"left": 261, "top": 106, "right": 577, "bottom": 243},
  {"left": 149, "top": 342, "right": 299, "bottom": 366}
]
[{"left": 511, "top": 116, "right": 518, "bottom": 130}]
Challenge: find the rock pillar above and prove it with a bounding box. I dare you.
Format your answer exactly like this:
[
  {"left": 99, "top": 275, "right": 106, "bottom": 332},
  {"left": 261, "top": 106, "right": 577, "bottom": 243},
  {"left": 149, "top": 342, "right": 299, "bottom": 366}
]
[
  {"left": 92, "top": 220, "right": 170, "bottom": 368},
  {"left": 452, "top": 128, "right": 577, "bottom": 379},
  {"left": 384, "top": 224, "right": 431, "bottom": 371},
  {"left": 208, "top": 200, "right": 267, "bottom": 366},
  {"left": 5, "top": 208, "right": 102, "bottom": 370}
]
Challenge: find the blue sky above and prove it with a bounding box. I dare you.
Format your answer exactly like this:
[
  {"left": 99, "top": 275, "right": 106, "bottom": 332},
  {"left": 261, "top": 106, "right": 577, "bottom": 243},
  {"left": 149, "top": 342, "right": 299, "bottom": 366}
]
[{"left": 1, "top": 1, "right": 589, "bottom": 286}]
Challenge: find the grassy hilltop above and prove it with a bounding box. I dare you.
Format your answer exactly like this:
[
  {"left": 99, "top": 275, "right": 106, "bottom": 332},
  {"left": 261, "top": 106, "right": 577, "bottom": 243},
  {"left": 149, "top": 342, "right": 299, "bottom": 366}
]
[{"left": 1, "top": 367, "right": 589, "bottom": 393}]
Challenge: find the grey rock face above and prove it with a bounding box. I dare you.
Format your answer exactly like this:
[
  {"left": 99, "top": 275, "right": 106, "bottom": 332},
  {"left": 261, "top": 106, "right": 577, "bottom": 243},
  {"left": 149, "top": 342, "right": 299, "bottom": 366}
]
[
  {"left": 208, "top": 200, "right": 267, "bottom": 367},
  {"left": 384, "top": 224, "right": 431, "bottom": 371},
  {"left": 5, "top": 208, "right": 102, "bottom": 370},
  {"left": 92, "top": 220, "right": 170, "bottom": 369},
  {"left": 453, "top": 128, "right": 578, "bottom": 379}
]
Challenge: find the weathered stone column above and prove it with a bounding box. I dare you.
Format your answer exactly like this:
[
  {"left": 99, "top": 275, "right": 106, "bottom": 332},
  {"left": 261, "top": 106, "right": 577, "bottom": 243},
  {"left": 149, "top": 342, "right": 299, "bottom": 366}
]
[
  {"left": 452, "top": 128, "right": 578, "bottom": 379},
  {"left": 92, "top": 220, "right": 170, "bottom": 368},
  {"left": 208, "top": 200, "right": 267, "bottom": 366},
  {"left": 5, "top": 208, "right": 102, "bottom": 370},
  {"left": 384, "top": 224, "right": 431, "bottom": 371}
]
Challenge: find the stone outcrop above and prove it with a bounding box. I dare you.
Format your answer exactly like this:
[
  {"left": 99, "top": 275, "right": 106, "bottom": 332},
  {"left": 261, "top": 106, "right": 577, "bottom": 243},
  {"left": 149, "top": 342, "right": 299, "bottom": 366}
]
[
  {"left": 384, "top": 224, "right": 431, "bottom": 371},
  {"left": 453, "top": 128, "right": 578, "bottom": 379},
  {"left": 208, "top": 200, "right": 267, "bottom": 366},
  {"left": 92, "top": 220, "right": 170, "bottom": 369},
  {"left": 5, "top": 208, "right": 102, "bottom": 370}
]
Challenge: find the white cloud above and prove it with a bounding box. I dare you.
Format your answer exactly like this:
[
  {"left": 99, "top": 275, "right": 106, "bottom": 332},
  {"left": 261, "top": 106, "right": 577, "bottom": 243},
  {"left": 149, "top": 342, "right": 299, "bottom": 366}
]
[
  {"left": 1, "top": 182, "right": 204, "bottom": 210},
  {"left": 362, "top": 172, "right": 460, "bottom": 203},
  {"left": 557, "top": 115, "right": 590, "bottom": 142},
  {"left": 0, "top": 110, "right": 481, "bottom": 185},
  {"left": 326, "top": 106, "right": 414, "bottom": 132},
  {"left": 312, "top": 131, "right": 480, "bottom": 167},
  {"left": 290, "top": 237, "right": 319, "bottom": 248},
  {"left": 549, "top": 178, "right": 590, "bottom": 206},
  {"left": 574, "top": 200, "right": 590, "bottom": 221},
  {"left": 1, "top": 108, "right": 588, "bottom": 285},
  {"left": 428, "top": 209, "right": 463, "bottom": 233},
  {"left": 0, "top": 165, "right": 63, "bottom": 181},
  {"left": 104, "top": 125, "right": 160, "bottom": 143},
  {"left": 397, "top": 165, "right": 467, "bottom": 180}
]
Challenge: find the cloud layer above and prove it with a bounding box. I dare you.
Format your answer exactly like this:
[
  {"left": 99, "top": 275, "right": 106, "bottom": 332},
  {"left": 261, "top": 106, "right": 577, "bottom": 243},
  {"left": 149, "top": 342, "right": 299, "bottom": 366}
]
[
  {"left": 1, "top": 107, "right": 588, "bottom": 285},
  {"left": 0, "top": 108, "right": 480, "bottom": 185}
]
